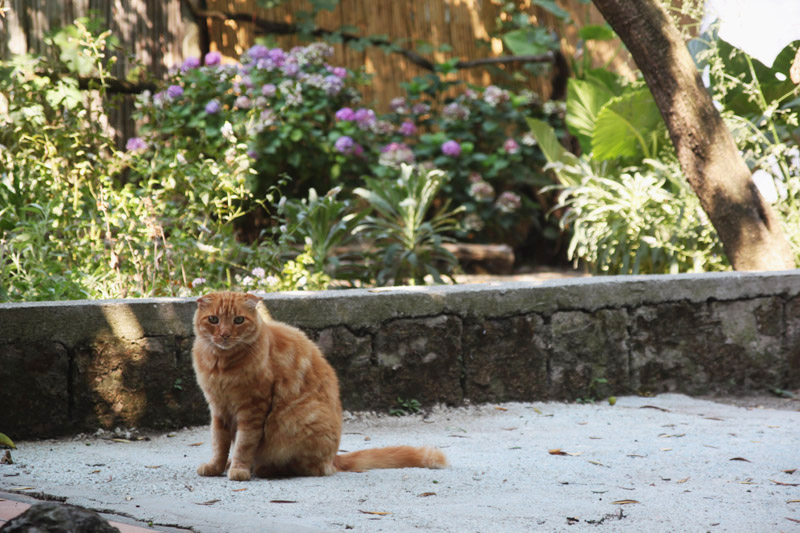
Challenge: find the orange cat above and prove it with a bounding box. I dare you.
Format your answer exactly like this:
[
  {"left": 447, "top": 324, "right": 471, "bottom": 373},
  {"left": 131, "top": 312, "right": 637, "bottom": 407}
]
[{"left": 191, "top": 291, "right": 448, "bottom": 481}]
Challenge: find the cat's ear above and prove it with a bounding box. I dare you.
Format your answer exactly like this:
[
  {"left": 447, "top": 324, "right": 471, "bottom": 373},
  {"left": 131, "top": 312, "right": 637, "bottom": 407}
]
[
  {"left": 242, "top": 293, "right": 261, "bottom": 309},
  {"left": 197, "top": 293, "right": 215, "bottom": 307}
]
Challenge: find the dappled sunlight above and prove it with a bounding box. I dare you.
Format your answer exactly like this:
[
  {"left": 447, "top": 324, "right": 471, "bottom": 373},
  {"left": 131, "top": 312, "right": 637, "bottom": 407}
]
[{"left": 100, "top": 303, "right": 146, "bottom": 340}]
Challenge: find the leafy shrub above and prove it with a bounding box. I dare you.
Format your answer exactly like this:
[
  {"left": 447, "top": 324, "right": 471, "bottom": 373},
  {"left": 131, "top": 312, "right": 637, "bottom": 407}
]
[
  {"left": 0, "top": 21, "right": 289, "bottom": 301},
  {"left": 134, "top": 43, "right": 562, "bottom": 252},
  {"left": 354, "top": 164, "right": 463, "bottom": 285}
]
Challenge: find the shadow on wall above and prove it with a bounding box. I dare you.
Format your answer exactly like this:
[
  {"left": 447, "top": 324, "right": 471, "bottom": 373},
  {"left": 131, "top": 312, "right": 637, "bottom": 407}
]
[{"left": 0, "top": 298, "right": 206, "bottom": 438}]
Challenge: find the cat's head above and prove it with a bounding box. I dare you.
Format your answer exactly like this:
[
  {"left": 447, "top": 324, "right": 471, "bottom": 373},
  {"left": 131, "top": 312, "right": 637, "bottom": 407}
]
[{"left": 194, "top": 291, "right": 262, "bottom": 350}]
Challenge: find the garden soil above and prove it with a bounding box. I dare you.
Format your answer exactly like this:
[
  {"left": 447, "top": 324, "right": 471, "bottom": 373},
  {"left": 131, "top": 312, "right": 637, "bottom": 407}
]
[{"left": 2, "top": 393, "right": 799, "bottom": 532}]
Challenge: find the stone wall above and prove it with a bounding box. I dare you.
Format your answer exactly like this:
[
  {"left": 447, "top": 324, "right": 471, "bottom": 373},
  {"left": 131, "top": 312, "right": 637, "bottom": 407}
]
[{"left": 2, "top": 272, "right": 800, "bottom": 438}]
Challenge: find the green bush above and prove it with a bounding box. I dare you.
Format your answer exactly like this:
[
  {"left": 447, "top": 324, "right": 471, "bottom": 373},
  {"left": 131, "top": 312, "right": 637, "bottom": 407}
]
[{"left": 0, "top": 21, "right": 286, "bottom": 301}]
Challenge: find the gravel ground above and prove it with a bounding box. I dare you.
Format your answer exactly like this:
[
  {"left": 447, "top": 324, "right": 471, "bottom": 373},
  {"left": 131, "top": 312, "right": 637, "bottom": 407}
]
[{"left": 2, "top": 393, "right": 799, "bottom": 532}]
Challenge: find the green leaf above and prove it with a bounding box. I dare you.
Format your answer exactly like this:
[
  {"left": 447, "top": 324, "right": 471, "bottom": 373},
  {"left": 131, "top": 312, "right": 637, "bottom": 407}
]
[
  {"left": 502, "top": 28, "right": 555, "bottom": 56},
  {"left": 46, "top": 78, "right": 83, "bottom": 110},
  {"left": 566, "top": 78, "right": 614, "bottom": 154},
  {"left": 290, "top": 128, "right": 304, "bottom": 142},
  {"left": 526, "top": 117, "right": 567, "bottom": 164},
  {"left": 592, "top": 89, "right": 664, "bottom": 162},
  {"left": 578, "top": 24, "right": 616, "bottom": 42},
  {"left": 309, "top": 0, "right": 339, "bottom": 10},
  {"left": 532, "top": 0, "right": 571, "bottom": 22},
  {"left": 0, "top": 432, "right": 16, "bottom": 449}
]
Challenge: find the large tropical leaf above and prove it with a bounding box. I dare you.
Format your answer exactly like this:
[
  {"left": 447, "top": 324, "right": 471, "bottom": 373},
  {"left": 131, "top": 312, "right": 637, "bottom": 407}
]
[
  {"left": 592, "top": 89, "right": 664, "bottom": 162},
  {"left": 566, "top": 78, "right": 615, "bottom": 154}
]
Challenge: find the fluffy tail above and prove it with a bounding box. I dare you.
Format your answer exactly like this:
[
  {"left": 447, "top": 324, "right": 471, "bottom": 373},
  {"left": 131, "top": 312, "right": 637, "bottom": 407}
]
[{"left": 334, "top": 446, "right": 448, "bottom": 472}]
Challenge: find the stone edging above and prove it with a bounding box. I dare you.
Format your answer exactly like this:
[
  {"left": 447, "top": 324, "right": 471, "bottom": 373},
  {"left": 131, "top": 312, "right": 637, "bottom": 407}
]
[{"left": 2, "top": 271, "right": 799, "bottom": 438}]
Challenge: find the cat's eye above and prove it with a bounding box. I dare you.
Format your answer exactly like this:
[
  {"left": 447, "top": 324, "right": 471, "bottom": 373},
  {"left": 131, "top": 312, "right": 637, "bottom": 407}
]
[
  {"left": 233, "top": 316, "right": 245, "bottom": 325},
  {"left": 208, "top": 316, "right": 219, "bottom": 324}
]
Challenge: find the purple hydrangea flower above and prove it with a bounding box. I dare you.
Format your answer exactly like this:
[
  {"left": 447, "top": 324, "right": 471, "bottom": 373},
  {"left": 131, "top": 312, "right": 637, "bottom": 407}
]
[
  {"left": 281, "top": 61, "right": 299, "bottom": 77},
  {"left": 248, "top": 44, "right": 269, "bottom": 61},
  {"left": 441, "top": 140, "right": 461, "bottom": 157},
  {"left": 443, "top": 102, "right": 470, "bottom": 121},
  {"left": 399, "top": 121, "right": 417, "bottom": 136},
  {"left": 354, "top": 108, "right": 376, "bottom": 129},
  {"left": 503, "top": 138, "right": 520, "bottom": 154},
  {"left": 181, "top": 57, "right": 200, "bottom": 71},
  {"left": 334, "top": 136, "right": 362, "bottom": 156},
  {"left": 205, "top": 99, "right": 221, "bottom": 114},
  {"left": 379, "top": 142, "right": 415, "bottom": 167},
  {"left": 234, "top": 95, "right": 251, "bottom": 109},
  {"left": 496, "top": 191, "right": 522, "bottom": 213},
  {"left": 334, "top": 135, "right": 355, "bottom": 153},
  {"left": 166, "top": 85, "right": 183, "bottom": 99},
  {"left": 322, "top": 75, "right": 344, "bottom": 96},
  {"left": 261, "top": 83, "right": 276, "bottom": 97},
  {"left": 412, "top": 102, "right": 430, "bottom": 115},
  {"left": 335, "top": 107, "right": 356, "bottom": 121},
  {"left": 469, "top": 181, "right": 495, "bottom": 202},
  {"left": 268, "top": 48, "right": 286, "bottom": 65},
  {"left": 332, "top": 67, "right": 347, "bottom": 78},
  {"left": 390, "top": 97, "right": 408, "bottom": 113},
  {"left": 126, "top": 137, "right": 147, "bottom": 152},
  {"left": 204, "top": 51, "right": 222, "bottom": 66}
]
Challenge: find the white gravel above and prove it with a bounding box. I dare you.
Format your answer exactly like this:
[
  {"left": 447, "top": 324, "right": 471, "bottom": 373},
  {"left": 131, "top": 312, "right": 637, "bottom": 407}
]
[{"left": 2, "top": 393, "right": 799, "bottom": 532}]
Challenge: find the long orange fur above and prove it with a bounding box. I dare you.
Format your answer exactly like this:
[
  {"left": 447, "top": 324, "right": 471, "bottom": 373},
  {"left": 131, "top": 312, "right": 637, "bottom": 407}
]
[{"left": 191, "top": 291, "right": 448, "bottom": 481}]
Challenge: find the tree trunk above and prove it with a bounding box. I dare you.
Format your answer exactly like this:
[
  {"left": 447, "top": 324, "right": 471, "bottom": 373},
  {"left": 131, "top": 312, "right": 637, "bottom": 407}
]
[{"left": 592, "top": 0, "right": 795, "bottom": 271}]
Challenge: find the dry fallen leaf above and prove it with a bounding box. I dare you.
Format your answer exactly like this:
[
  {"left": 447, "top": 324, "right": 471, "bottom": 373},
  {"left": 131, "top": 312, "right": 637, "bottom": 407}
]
[
  {"left": 548, "top": 449, "right": 583, "bottom": 456},
  {"left": 770, "top": 480, "right": 800, "bottom": 487},
  {"left": 612, "top": 500, "right": 640, "bottom": 505},
  {"left": 270, "top": 500, "right": 297, "bottom": 504},
  {"left": 784, "top": 469, "right": 797, "bottom": 475},
  {"left": 359, "top": 510, "right": 391, "bottom": 516},
  {"left": 10, "top": 487, "right": 35, "bottom": 491},
  {"left": 232, "top": 488, "right": 248, "bottom": 492},
  {"left": 660, "top": 448, "right": 673, "bottom": 452},
  {"left": 188, "top": 442, "right": 204, "bottom": 447},
  {"left": 730, "top": 457, "right": 752, "bottom": 462},
  {"left": 587, "top": 460, "right": 606, "bottom": 467},
  {"left": 417, "top": 492, "right": 437, "bottom": 497},
  {"left": 144, "top": 465, "right": 161, "bottom": 469},
  {"left": 494, "top": 406, "right": 508, "bottom": 411},
  {"left": 197, "top": 499, "right": 220, "bottom": 506},
  {"left": 676, "top": 477, "right": 690, "bottom": 484},
  {"left": 501, "top": 427, "right": 517, "bottom": 431},
  {"left": 640, "top": 405, "right": 670, "bottom": 412},
  {"left": 787, "top": 517, "right": 800, "bottom": 524},
  {"left": 111, "top": 438, "right": 131, "bottom": 444}
]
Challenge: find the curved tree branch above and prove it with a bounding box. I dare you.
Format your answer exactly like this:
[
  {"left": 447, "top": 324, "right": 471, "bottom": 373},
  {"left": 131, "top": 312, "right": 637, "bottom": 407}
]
[{"left": 190, "top": 7, "right": 556, "bottom": 73}]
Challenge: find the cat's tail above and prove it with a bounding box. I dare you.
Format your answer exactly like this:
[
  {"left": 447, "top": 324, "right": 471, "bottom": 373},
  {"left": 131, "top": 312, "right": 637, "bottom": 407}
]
[{"left": 333, "top": 446, "right": 448, "bottom": 472}]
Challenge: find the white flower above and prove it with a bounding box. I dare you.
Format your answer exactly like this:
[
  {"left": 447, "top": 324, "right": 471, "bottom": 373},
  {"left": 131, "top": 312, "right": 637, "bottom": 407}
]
[
  {"left": 221, "top": 121, "right": 235, "bottom": 141},
  {"left": 251, "top": 267, "right": 266, "bottom": 278}
]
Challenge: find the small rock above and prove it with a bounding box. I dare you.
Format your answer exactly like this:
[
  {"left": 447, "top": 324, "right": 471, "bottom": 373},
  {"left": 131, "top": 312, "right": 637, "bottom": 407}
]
[{"left": 1, "top": 502, "right": 120, "bottom": 532}]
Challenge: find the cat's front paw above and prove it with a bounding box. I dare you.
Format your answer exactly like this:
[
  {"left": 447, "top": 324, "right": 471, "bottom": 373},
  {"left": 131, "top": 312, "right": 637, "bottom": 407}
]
[
  {"left": 228, "top": 467, "right": 251, "bottom": 481},
  {"left": 197, "top": 462, "right": 225, "bottom": 477}
]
